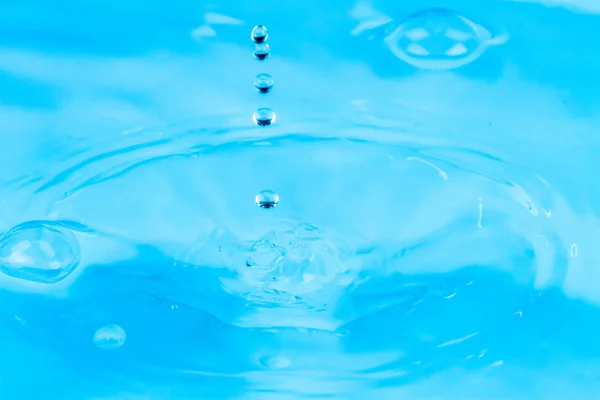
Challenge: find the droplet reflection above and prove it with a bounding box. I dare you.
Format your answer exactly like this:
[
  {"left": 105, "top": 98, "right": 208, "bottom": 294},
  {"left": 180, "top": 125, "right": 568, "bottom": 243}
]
[
  {"left": 253, "top": 43, "right": 271, "bottom": 60},
  {"left": 251, "top": 25, "right": 269, "bottom": 43},
  {"left": 0, "top": 220, "right": 80, "bottom": 284},
  {"left": 93, "top": 324, "right": 126, "bottom": 349},
  {"left": 254, "top": 73, "right": 274, "bottom": 93},
  {"left": 252, "top": 108, "right": 276, "bottom": 126},
  {"left": 255, "top": 190, "right": 279, "bottom": 208}
]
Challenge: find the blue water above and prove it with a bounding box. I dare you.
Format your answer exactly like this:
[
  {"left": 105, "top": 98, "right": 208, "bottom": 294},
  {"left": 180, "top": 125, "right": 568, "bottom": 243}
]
[{"left": 1, "top": 0, "right": 600, "bottom": 399}]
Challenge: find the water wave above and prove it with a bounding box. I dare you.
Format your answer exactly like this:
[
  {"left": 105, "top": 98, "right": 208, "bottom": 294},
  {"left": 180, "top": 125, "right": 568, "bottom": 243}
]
[{"left": 1, "top": 117, "right": 594, "bottom": 399}]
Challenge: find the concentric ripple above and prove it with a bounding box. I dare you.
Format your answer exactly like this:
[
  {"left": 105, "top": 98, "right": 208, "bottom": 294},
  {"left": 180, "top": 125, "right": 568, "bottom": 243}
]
[{"left": 0, "top": 119, "right": 592, "bottom": 396}]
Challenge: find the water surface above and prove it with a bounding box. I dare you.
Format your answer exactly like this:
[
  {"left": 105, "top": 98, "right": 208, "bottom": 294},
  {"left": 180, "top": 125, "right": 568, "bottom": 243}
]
[{"left": 1, "top": 0, "right": 600, "bottom": 399}]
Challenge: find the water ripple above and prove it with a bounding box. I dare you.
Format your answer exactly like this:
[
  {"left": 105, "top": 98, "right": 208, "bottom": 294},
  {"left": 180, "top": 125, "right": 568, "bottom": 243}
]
[{"left": 1, "top": 120, "right": 595, "bottom": 397}]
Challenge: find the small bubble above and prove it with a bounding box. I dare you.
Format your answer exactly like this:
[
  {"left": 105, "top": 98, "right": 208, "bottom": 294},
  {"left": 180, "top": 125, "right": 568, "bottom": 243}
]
[
  {"left": 255, "top": 190, "right": 279, "bottom": 208},
  {"left": 252, "top": 108, "right": 276, "bottom": 126},
  {"left": 0, "top": 221, "right": 80, "bottom": 284},
  {"left": 93, "top": 324, "right": 126, "bottom": 350},
  {"left": 251, "top": 25, "right": 268, "bottom": 43},
  {"left": 253, "top": 43, "right": 271, "bottom": 60},
  {"left": 254, "top": 73, "right": 274, "bottom": 93}
]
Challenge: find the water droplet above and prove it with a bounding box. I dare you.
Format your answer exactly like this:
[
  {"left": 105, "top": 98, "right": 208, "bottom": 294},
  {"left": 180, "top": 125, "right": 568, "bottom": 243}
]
[
  {"left": 253, "top": 43, "right": 271, "bottom": 60},
  {"left": 251, "top": 25, "right": 268, "bottom": 43},
  {"left": 252, "top": 108, "right": 276, "bottom": 126},
  {"left": 255, "top": 190, "right": 279, "bottom": 208},
  {"left": 93, "top": 324, "right": 126, "bottom": 349},
  {"left": 254, "top": 73, "right": 274, "bottom": 93},
  {"left": 0, "top": 221, "right": 80, "bottom": 284},
  {"left": 258, "top": 355, "right": 291, "bottom": 369}
]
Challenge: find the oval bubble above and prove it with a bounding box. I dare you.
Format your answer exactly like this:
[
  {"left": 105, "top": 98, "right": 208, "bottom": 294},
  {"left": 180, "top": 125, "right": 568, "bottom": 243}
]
[{"left": 0, "top": 220, "right": 81, "bottom": 284}]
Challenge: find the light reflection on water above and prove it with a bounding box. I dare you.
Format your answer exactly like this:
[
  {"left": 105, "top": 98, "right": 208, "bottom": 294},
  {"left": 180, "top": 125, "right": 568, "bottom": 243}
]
[{"left": 1, "top": 0, "right": 600, "bottom": 399}]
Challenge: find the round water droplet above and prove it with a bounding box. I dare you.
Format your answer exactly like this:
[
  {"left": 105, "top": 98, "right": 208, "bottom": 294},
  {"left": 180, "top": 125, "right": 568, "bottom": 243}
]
[
  {"left": 252, "top": 108, "right": 276, "bottom": 126},
  {"left": 251, "top": 25, "right": 268, "bottom": 43},
  {"left": 255, "top": 190, "right": 279, "bottom": 208},
  {"left": 0, "top": 221, "right": 80, "bottom": 284},
  {"left": 253, "top": 43, "right": 271, "bottom": 60},
  {"left": 258, "top": 355, "right": 291, "bottom": 369},
  {"left": 93, "top": 324, "right": 126, "bottom": 349},
  {"left": 254, "top": 73, "right": 274, "bottom": 94}
]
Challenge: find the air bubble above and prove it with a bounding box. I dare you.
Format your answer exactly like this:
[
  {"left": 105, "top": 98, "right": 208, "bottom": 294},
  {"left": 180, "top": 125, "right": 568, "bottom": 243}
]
[
  {"left": 255, "top": 190, "right": 279, "bottom": 208},
  {"left": 253, "top": 43, "right": 271, "bottom": 60},
  {"left": 0, "top": 220, "right": 80, "bottom": 284},
  {"left": 384, "top": 8, "right": 508, "bottom": 70},
  {"left": 252, "top": 108, "right": 276, "bottom": 126},
  {"left": 93, "top": 324, "right": 126, "bottom": 350},
  {"left": 254, "top": 73, "right": 274, "bottom": 93},
  {"left": 251, "top": 25, "right": 268, "bottom": 43}
]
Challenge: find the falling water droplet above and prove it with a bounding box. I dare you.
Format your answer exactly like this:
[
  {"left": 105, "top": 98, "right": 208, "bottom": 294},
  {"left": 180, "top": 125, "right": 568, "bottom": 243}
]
[
  {"left": 93, "top": 324, "right": 126, "bottom": 349},
  {"left": 0, "top": 221, "right": 80, "bottom": 284},
  {"left": 254, "top": 73, "right": 274, "bottom": 93},
  {"left": 251, "top": 25, "right": 268, "bottom": 43},
  {"left": 253, "top": 43, "right": 271, "bottom": 60},
  {"left": 252, "top": 108, "right": 276, "bottom": 126},
  {"left": 255, "top": 190, "right": 279, "bottom": 208}
]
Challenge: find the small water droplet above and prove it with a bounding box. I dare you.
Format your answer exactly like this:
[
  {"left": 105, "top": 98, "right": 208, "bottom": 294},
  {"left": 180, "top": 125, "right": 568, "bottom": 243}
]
[
  {"left": 255, "top": 190, "right": 279, "bottom": 208},
  {"left": 93, "top": 324, "right": 126, "bottom": 350},
  {"left": 254, "top": 73, "right": 274, "bottom": 93},
  {"left": 253, "top": 43, "right": 271, "bottom": 60},
  {"left": 0, "top": 221, "right": 80, "bottom": 284},
  {"left": 252, "top": 108, "right": 276, "bottom": 126},
  {"left": 258, "top": 355, "right": 291, "bottom": 369},
  {"left": 251, "top": 25, "right": 268, "bottom": 43}
]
